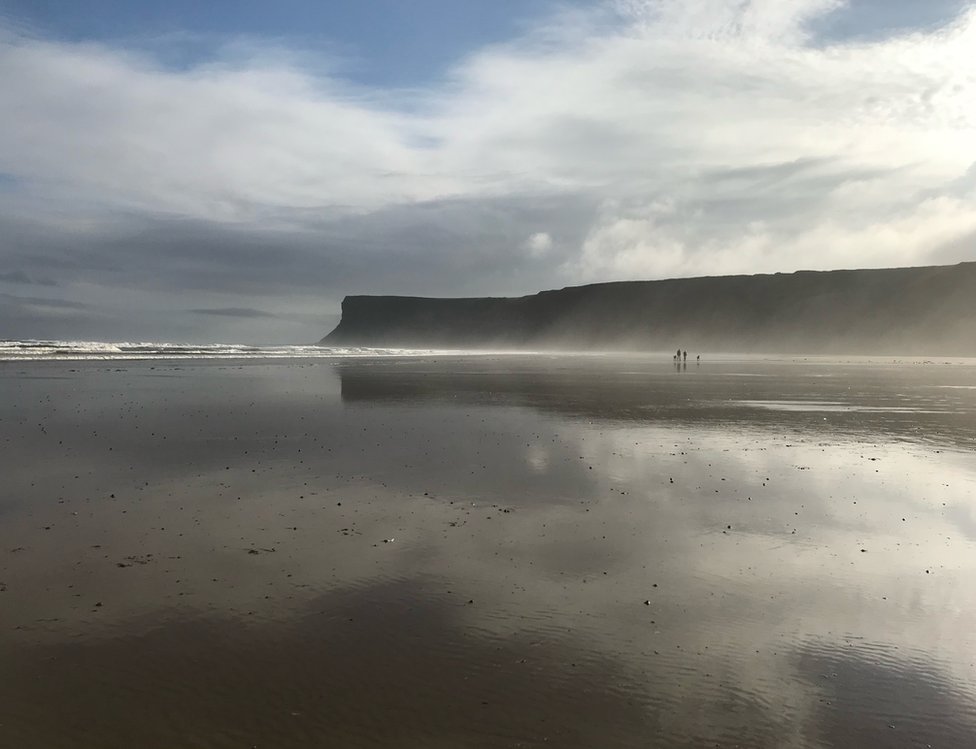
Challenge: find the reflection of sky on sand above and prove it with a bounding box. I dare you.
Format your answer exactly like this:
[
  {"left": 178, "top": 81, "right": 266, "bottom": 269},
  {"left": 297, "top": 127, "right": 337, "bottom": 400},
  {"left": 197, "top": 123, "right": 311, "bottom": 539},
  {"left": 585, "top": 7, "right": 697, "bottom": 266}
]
[
  {"left": 2, "top": 356, "right": 976, "bottom": 747},
  {"left": 735, "top": 399, "right": 956, "bottom": 413},
  {"left": 337, "top": 356, "right": 976, "bottom": 449}
]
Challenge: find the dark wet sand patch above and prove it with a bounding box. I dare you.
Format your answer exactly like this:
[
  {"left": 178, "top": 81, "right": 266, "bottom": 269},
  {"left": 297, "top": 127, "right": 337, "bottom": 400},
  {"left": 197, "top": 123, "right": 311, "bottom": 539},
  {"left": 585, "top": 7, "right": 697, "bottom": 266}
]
[{"left": 1, "top": 579, "right": 663, "bottom": 749}]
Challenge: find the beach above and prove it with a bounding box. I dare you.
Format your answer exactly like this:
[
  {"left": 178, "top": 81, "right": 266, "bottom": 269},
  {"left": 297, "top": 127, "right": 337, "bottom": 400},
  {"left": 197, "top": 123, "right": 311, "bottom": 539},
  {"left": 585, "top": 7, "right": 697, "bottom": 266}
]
[{"left": 2, "top": 353, "right": 976, "bottom": 748}]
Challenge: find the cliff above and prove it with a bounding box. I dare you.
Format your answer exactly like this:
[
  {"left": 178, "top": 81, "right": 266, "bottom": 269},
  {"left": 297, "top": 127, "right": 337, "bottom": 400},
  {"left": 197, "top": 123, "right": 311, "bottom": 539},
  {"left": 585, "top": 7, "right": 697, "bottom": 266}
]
[{"left": 322, "top": 262, "right": 976, "bottom": 355}]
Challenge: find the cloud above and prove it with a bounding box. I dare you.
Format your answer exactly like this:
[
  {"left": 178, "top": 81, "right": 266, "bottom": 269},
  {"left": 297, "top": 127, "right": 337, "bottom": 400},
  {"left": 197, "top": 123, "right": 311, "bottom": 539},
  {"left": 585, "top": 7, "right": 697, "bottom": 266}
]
[
  {"left": 0, "top": 292, "right": 90, "bottom": 310},
  {"left": 524, "top": 231, "right": 554, "bottom": 257},
  {"left": 614, "top": 0, "right": 846, "bottom": 43},
  {"left": 0, "top": 292, "right": 100, "bottom": 334},
  {"left": 0, "top": 269, "right": 56, "bottom": 286},
  {"left": 189, "top": 307, "right": 278, "bottom": 318},
  {"left": 0, "top": 0, "right": 975, "bottom": 340}
]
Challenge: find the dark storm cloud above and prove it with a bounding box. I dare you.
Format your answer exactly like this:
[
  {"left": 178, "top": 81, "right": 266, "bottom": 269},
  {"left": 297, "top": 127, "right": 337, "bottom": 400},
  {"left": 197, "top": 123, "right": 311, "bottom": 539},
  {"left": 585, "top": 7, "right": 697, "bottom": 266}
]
[
  {"left": 0, "top": 192, "right": 598, "bottom": 300},
  {"left": 0, "top": 193, "right": 597, "bottom": 341},
  {"left": 189, "top": 307, "right": 278, "bottom": 318},
  {"left": 0, "top": 269, "right": 56, "bottom": 286},
  {"left": 0, "top": 292, "right": 104, "bottom": 341},
  {"left": 0, "top": 292, "right": 90, "bottom": 310}
]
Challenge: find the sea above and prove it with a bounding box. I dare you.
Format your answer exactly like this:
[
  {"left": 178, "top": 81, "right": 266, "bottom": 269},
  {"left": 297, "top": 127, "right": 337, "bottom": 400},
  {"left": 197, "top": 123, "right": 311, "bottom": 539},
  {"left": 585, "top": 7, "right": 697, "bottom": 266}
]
[{"left": 0, "top": 339, "right": 456, "bottom": 361}]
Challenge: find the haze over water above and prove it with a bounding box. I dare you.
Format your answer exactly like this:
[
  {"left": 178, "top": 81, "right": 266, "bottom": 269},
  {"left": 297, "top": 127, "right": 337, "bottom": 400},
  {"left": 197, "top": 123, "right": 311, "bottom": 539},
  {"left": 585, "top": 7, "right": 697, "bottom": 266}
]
[{"left": 2, "top": 353, "right": 976, "bottom": 747}]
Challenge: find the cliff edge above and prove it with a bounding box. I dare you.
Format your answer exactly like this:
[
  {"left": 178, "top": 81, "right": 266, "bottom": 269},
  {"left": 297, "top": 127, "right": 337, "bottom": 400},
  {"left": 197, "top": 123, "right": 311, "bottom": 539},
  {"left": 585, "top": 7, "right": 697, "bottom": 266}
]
[{"left": 322, "top": 263, "right": 976, "bottom": 355}]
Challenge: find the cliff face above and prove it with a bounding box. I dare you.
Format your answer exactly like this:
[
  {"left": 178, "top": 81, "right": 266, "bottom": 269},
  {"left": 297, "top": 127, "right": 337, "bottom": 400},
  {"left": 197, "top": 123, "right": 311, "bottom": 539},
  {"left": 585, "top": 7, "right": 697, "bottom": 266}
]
[{"left": 322, "top": 263, "right": 976, "bottom": 355}]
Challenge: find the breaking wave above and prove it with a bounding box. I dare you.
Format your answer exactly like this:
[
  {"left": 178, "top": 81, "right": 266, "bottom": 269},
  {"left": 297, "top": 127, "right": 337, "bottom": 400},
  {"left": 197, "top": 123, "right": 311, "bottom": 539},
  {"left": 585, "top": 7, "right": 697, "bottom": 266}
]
[{"left": 0, "top": 340, "right": 468, "bottom": 361}]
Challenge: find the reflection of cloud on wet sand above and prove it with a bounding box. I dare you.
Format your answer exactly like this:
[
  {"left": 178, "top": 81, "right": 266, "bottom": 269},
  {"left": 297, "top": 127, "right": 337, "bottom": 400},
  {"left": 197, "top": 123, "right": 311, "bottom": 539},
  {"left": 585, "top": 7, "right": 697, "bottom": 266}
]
[
  {"left": 7, "top": 579, "right": 975, "bottom": 749},
  {"left": 4, "top": 359, "right": 976, "bottom": 746},
  {"left": 1, "top": 578, "right": 662, "bottom": 749},
  {"left": 794, "top": 639, "right": 976, "bottom": 748},
  {"left": 337, "top": 357, "right": 976, "bottom": 450}
]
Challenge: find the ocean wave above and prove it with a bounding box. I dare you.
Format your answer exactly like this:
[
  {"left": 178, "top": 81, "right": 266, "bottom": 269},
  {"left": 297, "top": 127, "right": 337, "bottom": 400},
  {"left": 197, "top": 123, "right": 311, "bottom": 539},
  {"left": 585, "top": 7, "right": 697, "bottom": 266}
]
[{"left": 0, "top": 339, "right": 464, "bottom": 361}]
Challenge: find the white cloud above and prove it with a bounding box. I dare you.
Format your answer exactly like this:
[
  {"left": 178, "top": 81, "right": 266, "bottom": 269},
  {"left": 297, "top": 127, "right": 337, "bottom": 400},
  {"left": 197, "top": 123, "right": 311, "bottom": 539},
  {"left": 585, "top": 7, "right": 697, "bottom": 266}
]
[
  {"left": 614, "top": 0, "right": 847, "bottom": 43},
  {"left": 1, "top": 0, "right": 975, "bottom": 323},
  {"left": 524, "top": 231, "right": 554, "bottom": 257}
]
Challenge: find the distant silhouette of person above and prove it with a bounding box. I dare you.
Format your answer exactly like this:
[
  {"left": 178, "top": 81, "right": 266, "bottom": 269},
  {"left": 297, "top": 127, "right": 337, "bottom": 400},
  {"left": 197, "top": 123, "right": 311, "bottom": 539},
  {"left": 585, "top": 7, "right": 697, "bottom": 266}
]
[
  {"left": 696, "top": 354, "right": 700, "bottom": 364},
  {"left": 682, "top": 350, "right": 687, "bottom": 362}
]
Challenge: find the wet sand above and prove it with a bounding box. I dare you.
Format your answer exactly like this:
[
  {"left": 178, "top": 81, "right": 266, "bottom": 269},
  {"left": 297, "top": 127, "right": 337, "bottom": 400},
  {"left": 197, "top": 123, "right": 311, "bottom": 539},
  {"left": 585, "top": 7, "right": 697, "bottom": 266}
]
[{"left": 2, "top": 354, "right": 976, "bottom": 748}]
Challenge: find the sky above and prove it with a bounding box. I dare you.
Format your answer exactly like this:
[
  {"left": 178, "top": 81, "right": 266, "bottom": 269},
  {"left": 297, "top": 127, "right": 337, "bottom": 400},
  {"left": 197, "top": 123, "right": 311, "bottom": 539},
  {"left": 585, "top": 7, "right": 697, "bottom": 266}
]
[{"left": 0, "top": 0, "right": 974, "bottom": 343}]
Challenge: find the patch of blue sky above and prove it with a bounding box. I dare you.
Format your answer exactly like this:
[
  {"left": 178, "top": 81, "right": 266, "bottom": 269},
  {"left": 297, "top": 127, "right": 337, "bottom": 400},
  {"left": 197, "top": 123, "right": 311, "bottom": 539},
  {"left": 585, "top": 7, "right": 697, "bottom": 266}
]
[
  {"left": 0, "top": 0, "right": 593, "bottom": 86},
  {"left": 809, "top": 0, "right": 970, "bottom": 44}
]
